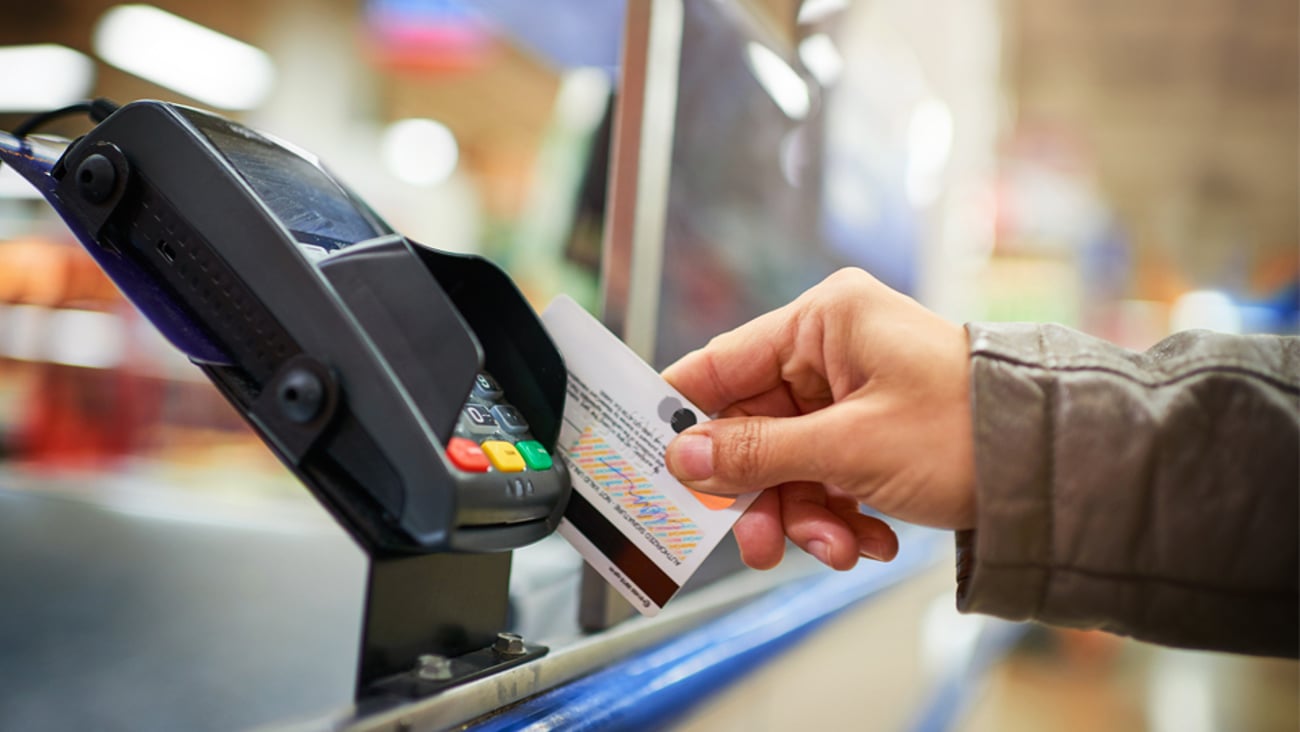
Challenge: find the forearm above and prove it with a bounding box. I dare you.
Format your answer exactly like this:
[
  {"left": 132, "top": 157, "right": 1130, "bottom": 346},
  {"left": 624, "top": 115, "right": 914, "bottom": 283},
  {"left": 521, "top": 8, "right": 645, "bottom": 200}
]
[{"left": 956, "top": 322, "right": 1300, "bottom": 657}]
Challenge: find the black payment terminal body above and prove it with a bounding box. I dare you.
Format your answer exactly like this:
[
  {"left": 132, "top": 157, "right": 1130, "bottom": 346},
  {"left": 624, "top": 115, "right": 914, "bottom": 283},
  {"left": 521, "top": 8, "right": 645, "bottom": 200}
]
[{"left": 33, "top": 101, "right": 570, "bottom": 555}]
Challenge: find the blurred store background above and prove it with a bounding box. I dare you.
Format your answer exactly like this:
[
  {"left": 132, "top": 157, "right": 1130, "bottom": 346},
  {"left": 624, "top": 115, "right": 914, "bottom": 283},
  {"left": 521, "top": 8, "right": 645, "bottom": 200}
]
[{"left": 0, "top": 0, "right": 1295, "bottom": 730}]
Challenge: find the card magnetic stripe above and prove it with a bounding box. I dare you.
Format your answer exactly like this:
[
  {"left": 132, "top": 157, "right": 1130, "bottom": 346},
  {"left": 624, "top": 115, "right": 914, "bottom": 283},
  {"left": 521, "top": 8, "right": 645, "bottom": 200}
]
[{"left": 565, "top": 492, "right": 680, "bottom": 607}]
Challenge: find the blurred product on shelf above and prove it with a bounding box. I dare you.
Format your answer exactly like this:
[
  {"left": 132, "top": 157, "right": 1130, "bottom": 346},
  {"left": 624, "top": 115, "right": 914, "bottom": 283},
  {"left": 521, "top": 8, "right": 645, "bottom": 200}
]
[{"left": 0, "top": 236, "right": 269, "bottom": 475}]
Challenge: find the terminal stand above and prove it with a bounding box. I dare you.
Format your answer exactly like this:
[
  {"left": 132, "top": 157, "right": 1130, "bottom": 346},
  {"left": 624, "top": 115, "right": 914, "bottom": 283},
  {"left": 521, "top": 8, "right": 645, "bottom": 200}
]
[{"left": 355, "top": 551, "right": 546, "bottom": 701}]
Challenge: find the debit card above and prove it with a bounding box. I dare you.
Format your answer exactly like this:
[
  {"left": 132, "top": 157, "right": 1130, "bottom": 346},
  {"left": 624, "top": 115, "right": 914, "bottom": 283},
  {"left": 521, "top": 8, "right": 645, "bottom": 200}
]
[{"left": 542, "top": 295, "right": 758, "bottom": 616}]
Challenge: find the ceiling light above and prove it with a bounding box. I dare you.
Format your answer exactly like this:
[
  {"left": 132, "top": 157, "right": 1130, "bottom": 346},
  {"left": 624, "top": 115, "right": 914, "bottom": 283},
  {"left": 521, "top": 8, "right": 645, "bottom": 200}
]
[
  {"left": 798, "top": 33, "right": 843, "bottom": 86},
  {"left": 744, "top": 42, "right": 810, "bottom": 121},
  {"left": 0, "top": 44, "right": 95, "bottom": 111},
  {"left": 382, "top": 118, "right": 459, "bottom": 187},
  {"left": 797, "top": 0, "right": 850, "bottom": 25},
  {"left": 94, "top": 4, "right": 275, "bottom": 110}
]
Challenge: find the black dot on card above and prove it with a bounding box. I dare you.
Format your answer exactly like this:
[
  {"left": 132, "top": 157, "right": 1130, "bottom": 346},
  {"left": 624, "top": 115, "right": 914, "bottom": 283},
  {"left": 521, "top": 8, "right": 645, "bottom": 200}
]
[{"left": 670, "top": 408, "right": 698, "bottom": 434}]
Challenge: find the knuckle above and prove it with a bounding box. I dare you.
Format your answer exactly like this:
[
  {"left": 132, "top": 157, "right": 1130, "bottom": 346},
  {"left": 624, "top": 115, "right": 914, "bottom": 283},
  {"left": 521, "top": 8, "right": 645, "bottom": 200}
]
[
  {"left": 823, "top": 266, "right": 873, "bottom": 292},
  {"left": 803, "top": 267, "right": 876, "bottom": 322},
  {"left": 719, "top": 419, "right": 771, "bottom": 486}
]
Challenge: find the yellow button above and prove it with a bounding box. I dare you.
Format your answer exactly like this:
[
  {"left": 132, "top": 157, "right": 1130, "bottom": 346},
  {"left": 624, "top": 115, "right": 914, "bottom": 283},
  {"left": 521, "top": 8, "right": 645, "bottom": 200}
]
[{"left": 481, "top": 441, "right": 526, "bottom": 472}]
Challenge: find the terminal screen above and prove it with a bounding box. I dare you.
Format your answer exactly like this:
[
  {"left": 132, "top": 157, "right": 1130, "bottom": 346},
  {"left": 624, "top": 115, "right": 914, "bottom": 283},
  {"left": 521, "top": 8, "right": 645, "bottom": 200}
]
[{"left": 182, "top": 110, "right": 392, "bottom": 256}]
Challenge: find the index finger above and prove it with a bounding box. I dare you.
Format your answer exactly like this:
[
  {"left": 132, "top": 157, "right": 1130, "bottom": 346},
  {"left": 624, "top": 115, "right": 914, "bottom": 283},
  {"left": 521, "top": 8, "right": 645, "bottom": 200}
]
[{"left": 661, "top": 303, "right": 799, "bottom": 414}]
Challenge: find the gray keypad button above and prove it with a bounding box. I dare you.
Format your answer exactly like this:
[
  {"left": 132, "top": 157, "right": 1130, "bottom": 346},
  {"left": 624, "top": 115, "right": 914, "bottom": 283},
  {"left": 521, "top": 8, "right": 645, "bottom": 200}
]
[
  {"left": 472, "top": 372, "right": 503, "bottom": 400},
  {"left": 462, "top": 404, "right": 498, "bottom": 434},
  {"left": 491, "top": 404, "right": 530, "bottom": 435}
]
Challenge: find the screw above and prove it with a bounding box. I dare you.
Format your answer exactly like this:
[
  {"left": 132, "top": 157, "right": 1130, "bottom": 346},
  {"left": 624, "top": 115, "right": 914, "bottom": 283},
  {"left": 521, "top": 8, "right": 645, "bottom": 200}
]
[
  {"left": 416, "top": 653, "right": 452, "bottom": 681},
  {"left": 75, "top": 154, "right": 116, "bottom": 204},
  {"left": 494, "top": 632, "right": 526, "bottom": 656},
  {"left": 276, "top": 367, "right": 324, "bottom": 423}
]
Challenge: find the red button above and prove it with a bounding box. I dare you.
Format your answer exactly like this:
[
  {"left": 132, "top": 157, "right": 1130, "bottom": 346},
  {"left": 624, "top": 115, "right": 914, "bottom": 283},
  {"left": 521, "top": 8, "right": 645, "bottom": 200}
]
[{"left": 447, "top": 437, "right": 490, "bottom": 472}]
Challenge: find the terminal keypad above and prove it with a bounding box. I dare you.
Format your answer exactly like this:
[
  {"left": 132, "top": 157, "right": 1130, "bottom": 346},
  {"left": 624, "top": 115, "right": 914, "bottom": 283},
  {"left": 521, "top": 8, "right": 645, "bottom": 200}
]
[{"left": 447, "top": 371, "right": 554, "bottom": 476}]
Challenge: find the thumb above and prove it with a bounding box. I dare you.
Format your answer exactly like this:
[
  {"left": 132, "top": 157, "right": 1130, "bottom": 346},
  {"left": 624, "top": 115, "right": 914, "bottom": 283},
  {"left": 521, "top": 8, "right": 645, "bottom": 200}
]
[{"left": 665, "top": 411, "right": 843, "bottom": 495}]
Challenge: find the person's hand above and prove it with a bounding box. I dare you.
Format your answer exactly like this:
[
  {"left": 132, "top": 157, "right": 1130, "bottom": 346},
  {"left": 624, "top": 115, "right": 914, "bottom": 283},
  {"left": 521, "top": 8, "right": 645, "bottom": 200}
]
[{"left": 662, "top": 268, "right": 976, "bottom": 571}]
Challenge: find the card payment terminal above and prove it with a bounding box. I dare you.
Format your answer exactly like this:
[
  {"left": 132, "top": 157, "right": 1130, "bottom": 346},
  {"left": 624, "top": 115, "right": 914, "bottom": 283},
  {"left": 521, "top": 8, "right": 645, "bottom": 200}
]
[{"left": 0, "top": 100, "right": 571, "bottom": 557}]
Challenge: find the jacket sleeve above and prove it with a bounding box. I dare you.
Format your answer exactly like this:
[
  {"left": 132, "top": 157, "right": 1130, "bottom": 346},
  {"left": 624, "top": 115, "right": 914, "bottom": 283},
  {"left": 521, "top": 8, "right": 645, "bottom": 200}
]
[{"left": 955, "top": 322, "right": 1300, "bottom": 658}]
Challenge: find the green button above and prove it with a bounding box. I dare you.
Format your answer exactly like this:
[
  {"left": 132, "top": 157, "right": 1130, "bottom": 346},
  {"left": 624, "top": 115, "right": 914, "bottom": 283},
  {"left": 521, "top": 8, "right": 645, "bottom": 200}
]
[{"left": 516, "top": 440, "right": 553, "bottom": 471}]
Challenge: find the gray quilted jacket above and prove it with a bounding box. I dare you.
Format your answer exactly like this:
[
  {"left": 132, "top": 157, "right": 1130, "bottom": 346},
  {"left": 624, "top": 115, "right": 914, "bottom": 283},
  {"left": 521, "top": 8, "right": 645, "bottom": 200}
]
[{"left": 956, "top": 323, "right": 1299, "bottom": 658}]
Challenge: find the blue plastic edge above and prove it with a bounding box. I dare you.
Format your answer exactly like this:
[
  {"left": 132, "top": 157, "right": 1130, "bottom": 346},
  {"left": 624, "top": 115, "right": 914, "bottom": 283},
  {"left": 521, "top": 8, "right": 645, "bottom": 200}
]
[{"left": 471, "top": 529, "right": 949, "bottom": 732}]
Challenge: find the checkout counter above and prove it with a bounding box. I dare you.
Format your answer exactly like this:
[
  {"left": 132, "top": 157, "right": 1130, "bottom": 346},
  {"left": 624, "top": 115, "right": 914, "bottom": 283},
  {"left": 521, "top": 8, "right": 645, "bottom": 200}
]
[{"left": 0, "top": 466, "right": 1011, "bottom": 731}]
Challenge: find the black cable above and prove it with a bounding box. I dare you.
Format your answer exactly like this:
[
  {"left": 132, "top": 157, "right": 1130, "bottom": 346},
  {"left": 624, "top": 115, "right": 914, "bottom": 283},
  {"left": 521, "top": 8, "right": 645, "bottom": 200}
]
[
  {"left": 3, "top": 98, "right": 119, "bottom": 176},
  {"left": 11, "top": 97, "right": 119, "bottom": 138},
  {"left": 12, "top": 102, "right": 92, "bottom": 138}
]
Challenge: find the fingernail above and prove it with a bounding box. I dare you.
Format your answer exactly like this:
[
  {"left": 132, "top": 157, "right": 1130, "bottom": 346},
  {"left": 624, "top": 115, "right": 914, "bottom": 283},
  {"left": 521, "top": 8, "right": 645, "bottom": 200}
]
[
  {"left": 669, "top": 433, "right": 713, "bottom": 481},
  {"left": 861, "top": 539, "right": 890, "bottom": 562},
  {"left": 807, "top": 539, "right": 831, "bottom": 565}
]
